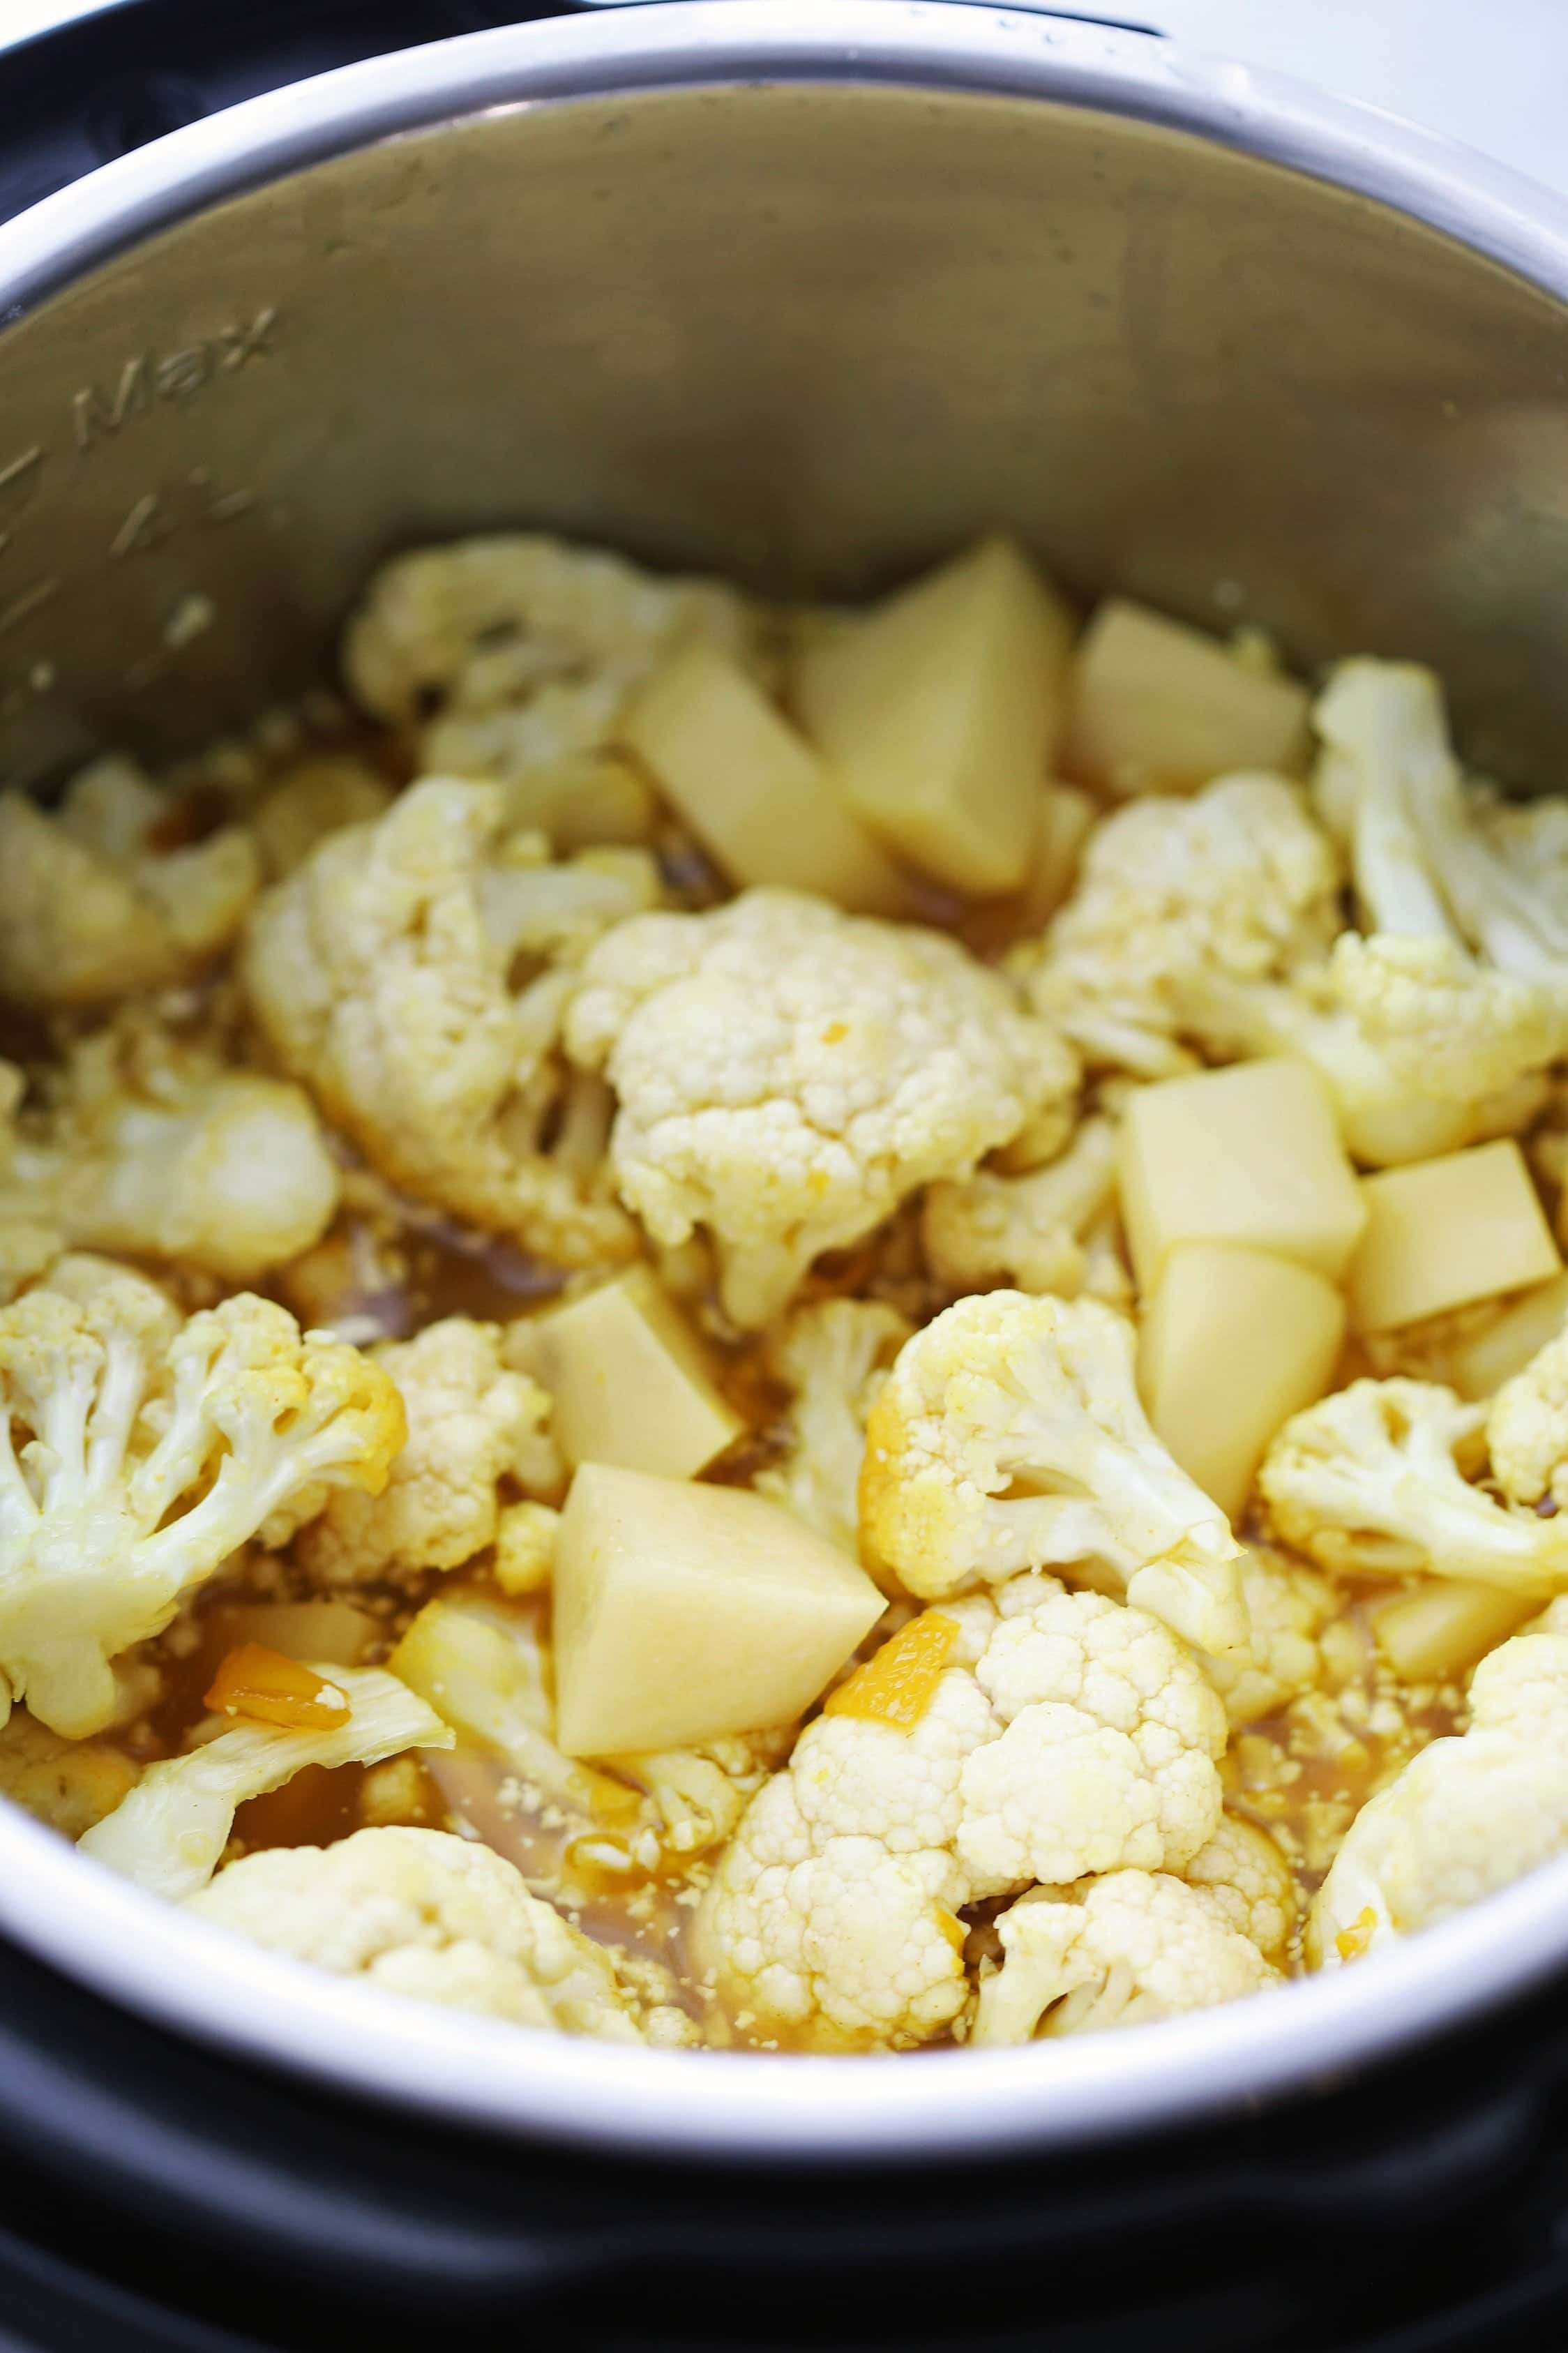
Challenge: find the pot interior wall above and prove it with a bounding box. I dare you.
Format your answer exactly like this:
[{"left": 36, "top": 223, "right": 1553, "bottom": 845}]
[{"left": 1, "top": 80, "right": 1566, "bottom": 788}]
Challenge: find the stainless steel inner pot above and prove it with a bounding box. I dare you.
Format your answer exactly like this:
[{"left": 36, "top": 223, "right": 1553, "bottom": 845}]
[{"left": 3, "top": 0, "right": 1568, "bottom": 2163}]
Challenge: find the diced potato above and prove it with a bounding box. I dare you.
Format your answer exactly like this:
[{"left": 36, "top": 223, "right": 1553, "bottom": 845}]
[
  {"left": 1370, "top": 1581, "right": 1537, "bottom": 1684},
  {"left": 620, "top": 640, "right": 906, "bottom": 915},
  {"left": 207, "top": 1600, "right": 375, "bottom": 1669},
  {"left": 1138, "top": 1244, "right": 1345, "bottom": 1521},
  {"left": 1348, "top": 1141, "right": 1561, "bottom": 1334},
  {"left": 1447, "top": 1272, "right": 1568, "bottom": 1400},
  {"left": 794, "top": 538, "right": 1075, "bottom": 894},
  {"left": 499, "top": 751, "right": 658, "bottom": 850},
  {"left": 518, "top": 1265, "right": 743, "bottom": 1480},
  {"left": 1015, "top": 781, "right": 1098, "bottom": 932},
  {"left": 1060, "top": 599, "right": 1311, "bottom": 797},
  {"left": 1118, "top": 1058, "right": 1366, "bottom": 1291},
  {"left": 553, "top": 1464, "right": 884, "bottom": 1754}
]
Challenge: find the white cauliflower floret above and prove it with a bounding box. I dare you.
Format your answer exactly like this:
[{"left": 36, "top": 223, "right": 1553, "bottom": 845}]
[
  {"left": 921, "top": 1115, "right": 1122, "bottom": 1300},
  {"left": 754, "top": 1298, "right": 912, "bottom": 1558},
  {"left": 0, "top": 759, "right": 259, "bottom": 1007},
  {"left": 1182, "top": 1812, "right": 1297, "bottom": 1964},
  {"left": 187, "top": 1824, "right": 643, "bottom": 2040},
  {"left": 0, "top": 1708, "right": 140, "bottom": 1837},
  {"left": 1, "top": 1018, "right": 339, "bottom": 1286},
  {"left": 242, "top": 776, "right": 649, "bottom": 1272},
  {"left": 1011, "top": 774, "right": 1343, "bottom": 1079},
  {"left": 859, "top": 1292, "right": 1246, "bottom": 1654},
  {"left": 603, "top": 1729, "right": 792, "bottom": 1859},
  {"left": 1258, "top": 1376, "right": 1568, "bottom": 1594},
  {"left": 1195, "top": 1544, "right": 1333, "bottom": 1729},
  {"left": 972, "top": 1871, "right": 1279, "bottom": 2046},
  {"left": 0, "top": 1257, "right": 405, "bottom": 1736},
  {"left": 1311, "top": 1600, "right": 1568, "bottom": 1964},
  {"left": 78, "top": 1666, "right": 451, "bottom": 1900},
  {"left": 1487, "top": 1326, "right": 1568, "bottom": 1510},
  {"left": 343, "top": 533, "right": 753, "bottom": 816},
  {"left": 564, "top": 889, "right": 1079, "bottom": 1328},
  {"left": 296, "top": 1317, "right": 560, "bottom": 1586},
  {"left": 693, "top": 1576, "right": 1225, "bottom": 2047}
]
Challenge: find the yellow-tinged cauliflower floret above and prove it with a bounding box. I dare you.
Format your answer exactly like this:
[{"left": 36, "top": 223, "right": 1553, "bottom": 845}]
[
  {"left": 972, "top": 1870, "right": 1280, "bottom": 2046},
  {"left": 294, "top": 1317, "right": 560, "bottom": 1586},
  {"left": 0, "top": 1256, "right": 405, "bottom": 1736},
  {"left": 1311, "top": 1599, "right": 1568, "bottom": 1964},
  {"left": 186, "top": 1824, "right": 645, "bottom": 2039},
  {"left": 1011, "top": 773, "right": 1343, "bottom": 1080},
  {"left": 1258, "top": 1375, "right": 1568, "bottom": 1594},
  {"left": 1, "top": 1018, "right": 340, "bottom": 1286},
  {"left": 563, "top": 888, "right": 1080, "bottom": 1329},
  {"left": 241, "top": 776, "right": 652, "bottom": 1272},
  {"left": 1487, "top": 1328, "right": 1568, "bottom": 1510},
  {"left": 343, "top": 532, "right": 754, "bottom": 813},
  {"left": 754, "top": 1298, "right": 912, "bottom": 1558},
  {"left": 0, "top": 758, "right": 259, "bottom": 1008},
  {"left": 0, "top": 1708, "right": 140, "bottom": 1836},
  {"left": 859, "top": 1291, "right": 1246, "bottom": 1655},
  {"left": 79, "top": 1665, "right": 451, "bottom": 1900},
  {"left": 1195, "top": 1544, "right": 1334, "bottom": 1729},
  {"left": 693, "top": 1576, "right": 1225, "bottom": 2047},
  {"left": 921, "top": 1115, "right": 1124, "bottom": 1302}
]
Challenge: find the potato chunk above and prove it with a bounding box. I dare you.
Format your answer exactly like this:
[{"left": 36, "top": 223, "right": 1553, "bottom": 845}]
[
  {"left": 1119, "top": 1058, "right": 1366, "bottom": 1290},
  {"left": 1139, "top": 1245, "right": 1345, "bottom": 1520},
  {"left": 517, "top": 1266, "right": 742, "bottom": 1480},
  {"left": 1348, "top": 1140, "right": 1561, "bottom": 1333},
  {"left": 794, "top": 538, "right": 1075, "bottom": 894},
  {"left": 1060, "top": 599, "right": 1310, "bottom": 797},
  {"left": 1448, "top": 1272, "right": 1568, "bottom": 1401},
  {"left": 1370, "top": 1581, "right": 1536, "bottom": 1684},
  {"left": 553, "top": 1464, "right": 884, "bottom": 1754},
  {"left": 621, "top": 641, "right": 906, "bottom": 915}
]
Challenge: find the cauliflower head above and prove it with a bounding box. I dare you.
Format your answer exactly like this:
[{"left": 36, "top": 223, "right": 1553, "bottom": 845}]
[
  {"left": 1487, "top": 1326, "right": 1568, "bottom": 1512},
  {"left": 859, "top": 1291, "right": 1246, "bottom": 1654},
  {"left": 1195, "top": 1544, "right": 1334, "bottom": 1729},
  {"left": 921, "top": 1114, "right": 1123, "bottom": 1302},
  {"left": 0, "top": 760, "right": 259, "bottom": 1008},
  {"left": 1258, "top": 1376, "right": 1568, "bottom": 1594},
  {"left": 1010, "top": 774, "right": 1343, "bottom": 1079},
  {"left": 343, "top": 532, "right": 753, "bottom": 814},
  {"left": 754, "top": 1298, "right": 912, "bottom": 1559},
  {"left": 79, "top": 1664, "right": 451, "bottom": 1900},
  {"left": 187, "top": 1824, "right": 644, "bottom": 2039},
  {"left": 563, "top": 889, "right": 1078, "bottom": 1328},
  {"left": 1311, "top": 1600, "right": 1568, "bottom": 1963},
  {"left": 296, "top": 1316, "right": 560, "bottom": 1586},
  {"left": 693, "top": 1575, "right": 1225, "bottom": 2047},
  {"left": 1, "top": 1016, "right": 340, "bottom": 1286},
  {"left": 0, "top": 1257, "right": 405, "bottom": 1736},
  {"left": 242, "top": 776, "right": 649, "bottom": 1272},
  {"left": 0, "top": 1708, "right": 140, "bottom": 1837}
]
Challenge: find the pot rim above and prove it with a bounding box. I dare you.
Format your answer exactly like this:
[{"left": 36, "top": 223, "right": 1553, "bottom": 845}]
[{"left": 3, "top": 0, "right": 1568, "bottom": 2159}]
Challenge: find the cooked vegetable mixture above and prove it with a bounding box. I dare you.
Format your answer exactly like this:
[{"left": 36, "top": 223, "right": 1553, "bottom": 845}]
[{"left": 4, "top": 532, "right": 1568, "bottom": 2053}]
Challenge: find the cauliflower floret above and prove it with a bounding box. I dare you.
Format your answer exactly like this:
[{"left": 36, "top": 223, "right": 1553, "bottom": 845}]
[
  {"left": 693, "top": 1576, "right": 1225, "bottom": 2047},
  {"left": 1182, "top": 1812, "right": 1297, "bottom": 1963},
  {"left": 0, "top": 1257, "right": 405, "bottom": 1736},
  {"left": 343, "top": 533, "right": 753, "bottom": 816},
  {"left": 187, "top": 1824, "right": 643, "bottom": 2039},
  {"left": 0, "top": 759, "right": 259, "bottom": 1007},
  {"left": 1487, "top": 1327, "right": 1568, "bottom": 1510},
  {"left": 492, "top": 1498, "right": 561, "bottom": 1595},
  {"left": 78, "top": 1665, "right": 451, "bottom": 1900},
  {"left": 921, "top": 1115, "right": 1122, "bottom": 1301},
  {"left": 755, "top": 1298, "right": 912, "bottom": 1558},
  {"left": 1010, "top": 774, "right": 1343, "bottom": 1079},
  {"left": 1311, "top": 1600, "right": 1568, "bottom": 1963},
  {"left": 0, "top": 1708, "right": 140, "bottom": 1837},
  {"left": 563, "top": 889, "right": 1079, "bottom": 1328},
  {"left": 1, "top": 1018, "right": 340, "bottom": 1286},
  {"left": 252, "top": 757, "right": 393, "bottom": 878},
  {"left": 603, "top": 1729, "right": 792, "bottom": 1859},
  {"left": 972, "top": 1871, "right": 1279, "bottom": 2046},
  {"left": 859, "top": 1292, "right": 1246, "bottom": 1655},
  {"left": 1258, "top": 1376, "right": 1568, "bottom": 1593},
  {"left": 241, "top": 777, "right": 649, "bottom": 1272},
  {"left": 295, "top": 1317, "right": 560, "bottom": 1587},
  {"left": 1195, "top": 1544, "right": 1334, "bottom": 1729}
]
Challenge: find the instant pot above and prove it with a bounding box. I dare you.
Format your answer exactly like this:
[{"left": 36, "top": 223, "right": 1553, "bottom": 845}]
[{"left": 4, "top": 3, "right": 1568, "bottom": 2344}]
